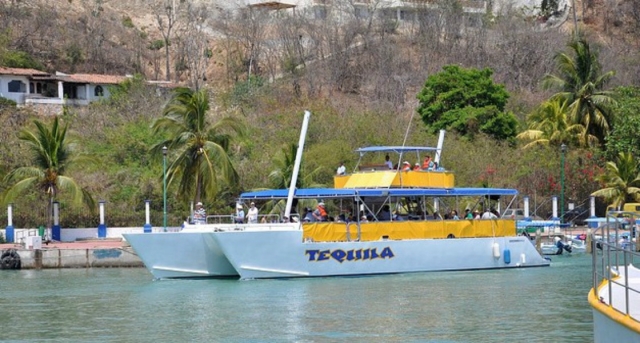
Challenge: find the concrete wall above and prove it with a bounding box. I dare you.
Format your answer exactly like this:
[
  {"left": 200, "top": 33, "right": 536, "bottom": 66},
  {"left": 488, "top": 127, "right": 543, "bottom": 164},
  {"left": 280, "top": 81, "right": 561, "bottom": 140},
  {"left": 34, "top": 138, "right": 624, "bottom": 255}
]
[{"left": 16, "top": 248, "right": 143, "bottom": 269}]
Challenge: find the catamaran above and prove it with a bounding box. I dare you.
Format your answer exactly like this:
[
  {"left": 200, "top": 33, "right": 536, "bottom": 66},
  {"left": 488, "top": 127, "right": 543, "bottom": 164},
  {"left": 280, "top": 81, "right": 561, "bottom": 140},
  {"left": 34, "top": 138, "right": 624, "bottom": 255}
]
[{"left": 126, "top": 111, "right": 550, "bottom": 279}]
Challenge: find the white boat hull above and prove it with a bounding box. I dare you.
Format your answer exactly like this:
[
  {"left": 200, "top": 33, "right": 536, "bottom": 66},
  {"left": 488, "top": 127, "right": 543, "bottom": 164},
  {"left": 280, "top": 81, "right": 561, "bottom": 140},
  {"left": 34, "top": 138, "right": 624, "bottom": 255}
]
[
  {"left": 208, "top": 227, "right": 550, "bottom": 279},
  {"left": 590, "top": 264, "right": 640, "bottom": 343},
  {"left": 123, "top": 229, "right": 237, "bottom": 279}
]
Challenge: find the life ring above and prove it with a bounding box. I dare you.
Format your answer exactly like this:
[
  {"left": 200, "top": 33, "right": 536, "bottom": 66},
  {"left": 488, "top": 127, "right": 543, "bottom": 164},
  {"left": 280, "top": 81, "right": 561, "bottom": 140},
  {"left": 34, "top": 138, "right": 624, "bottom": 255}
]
[{"left": 0, "top": 249, "right": 22, "bottom": 270}]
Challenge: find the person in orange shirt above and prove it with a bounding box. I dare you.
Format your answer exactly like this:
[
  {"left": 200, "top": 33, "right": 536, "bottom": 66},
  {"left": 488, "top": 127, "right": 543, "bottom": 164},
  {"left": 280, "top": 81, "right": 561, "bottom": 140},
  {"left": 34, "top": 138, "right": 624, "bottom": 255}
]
[{"left": 422, "top": 156, "right": 432, "bottom": 170}]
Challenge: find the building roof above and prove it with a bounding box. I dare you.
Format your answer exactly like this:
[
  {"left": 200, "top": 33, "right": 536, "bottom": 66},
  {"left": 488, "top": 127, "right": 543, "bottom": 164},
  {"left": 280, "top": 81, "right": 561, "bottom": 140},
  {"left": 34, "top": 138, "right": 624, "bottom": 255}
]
[
  {"left": 0, "top": 67, "right": 49, "bottom": 77},
  {"left": 248, "top": 1, "right": 295, "bottom": 10},
  {"left": 66, "top": 73, "right": 127, "bottom": 84}
]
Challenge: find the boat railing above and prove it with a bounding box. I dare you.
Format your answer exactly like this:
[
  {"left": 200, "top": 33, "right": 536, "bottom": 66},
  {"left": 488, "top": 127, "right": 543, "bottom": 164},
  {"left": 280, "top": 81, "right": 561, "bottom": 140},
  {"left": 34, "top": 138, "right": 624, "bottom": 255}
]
[
  {"left": 591, "top": 211, "right": 640, "bottom": 318},
  {"left": 205, "top": 214, "right": 282, "bottom": 224}
]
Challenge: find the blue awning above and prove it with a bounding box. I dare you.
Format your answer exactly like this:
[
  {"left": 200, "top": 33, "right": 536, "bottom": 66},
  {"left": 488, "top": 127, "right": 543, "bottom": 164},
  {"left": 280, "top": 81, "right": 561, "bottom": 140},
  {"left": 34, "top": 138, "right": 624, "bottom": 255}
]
[
  {"left": 355, "top": 146, "right": 438, "bottom": 155},
  {"left": 241, "top": 187, "right": 517, "bottom": 200}
]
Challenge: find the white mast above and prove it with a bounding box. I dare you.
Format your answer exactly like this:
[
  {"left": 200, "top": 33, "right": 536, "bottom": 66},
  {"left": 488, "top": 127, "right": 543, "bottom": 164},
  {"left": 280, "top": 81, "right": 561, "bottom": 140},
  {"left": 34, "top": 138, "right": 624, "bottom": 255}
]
[
  {"left": 284, "top": 110, "right": 311, "bottom": 220},
  {"left": 434, "top": 129, "right": 446, "bottom": 166}
]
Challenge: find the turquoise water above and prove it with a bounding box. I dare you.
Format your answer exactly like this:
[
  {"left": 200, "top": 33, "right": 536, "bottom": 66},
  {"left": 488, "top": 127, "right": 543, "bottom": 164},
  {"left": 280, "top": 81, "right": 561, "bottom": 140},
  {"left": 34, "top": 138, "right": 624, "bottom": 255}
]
[{"left": 0, "top": 254, "right": 593, "bottom": 342}]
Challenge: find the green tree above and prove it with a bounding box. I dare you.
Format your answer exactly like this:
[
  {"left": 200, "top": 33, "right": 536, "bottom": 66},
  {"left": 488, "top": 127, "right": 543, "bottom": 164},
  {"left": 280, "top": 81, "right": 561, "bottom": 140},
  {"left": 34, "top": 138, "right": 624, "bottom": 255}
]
[
  {"left": 542, "top": 38, "right": 616, "bottom": 147},
  {"left": 2, "top": 117, "right": 94, "bottom": 228},
  {"left": 268, "top": 143, "right": 322, "bottom": 190},
  {"left": 416, "top": 65, "right": 517, "bottom": 140},
  {"left": 605, "top": 86, "right": 640, "bottom": 160},
  {"left": 265, "top": 143, "right": 323, "bottom": 217},
  {"left": 151, "top": 87, "right": 246, "bottom": 204},
  {"left": 591, "top": 152, "right": 640, "bottom": 208},
  {"left": 517, "top": 99, "right": 596, "bottom": 148}
]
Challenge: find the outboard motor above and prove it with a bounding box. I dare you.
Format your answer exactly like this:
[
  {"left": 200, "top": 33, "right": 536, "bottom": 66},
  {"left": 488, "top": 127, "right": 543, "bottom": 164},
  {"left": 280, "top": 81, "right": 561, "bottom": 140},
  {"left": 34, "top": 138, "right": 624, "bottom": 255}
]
[{"left": 554, "top": 237, "right": 572, "bottom": 255}]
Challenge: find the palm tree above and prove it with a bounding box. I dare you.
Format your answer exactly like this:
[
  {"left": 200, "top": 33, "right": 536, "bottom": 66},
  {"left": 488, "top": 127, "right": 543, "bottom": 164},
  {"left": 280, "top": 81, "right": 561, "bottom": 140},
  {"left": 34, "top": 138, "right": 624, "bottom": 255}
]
[
  {"left": 265, "top": 143, "right": 323, "bottom": 216},
  {"left": 151, "top": 87, "right": 246, "bottom": 204},
  {"left": 517, "top": 99, "right": 597, "bottom": 148},
  {"left": 542, "top": 38, "right": 616, "bottom": 147},
  {"left": 591, "top": 152, "right": 640, "bottom": 209},
  {"left": 3, "top": 117, "right": 94, "bottom": 228}
]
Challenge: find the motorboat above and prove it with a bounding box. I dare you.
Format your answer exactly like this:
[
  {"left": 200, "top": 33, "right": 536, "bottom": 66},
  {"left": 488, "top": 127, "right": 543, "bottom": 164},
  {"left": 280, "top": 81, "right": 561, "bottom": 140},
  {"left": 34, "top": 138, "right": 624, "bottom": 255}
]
[{"left": 588, "top": 213, "right": 640, "bottom": 342}]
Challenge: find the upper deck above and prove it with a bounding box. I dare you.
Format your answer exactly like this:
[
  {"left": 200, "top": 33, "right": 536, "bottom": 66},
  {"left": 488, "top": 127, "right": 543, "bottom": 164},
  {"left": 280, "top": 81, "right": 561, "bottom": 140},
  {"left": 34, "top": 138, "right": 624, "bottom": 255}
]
[{"left": 334, "top": 169, "right": 455, "bottom": 189}]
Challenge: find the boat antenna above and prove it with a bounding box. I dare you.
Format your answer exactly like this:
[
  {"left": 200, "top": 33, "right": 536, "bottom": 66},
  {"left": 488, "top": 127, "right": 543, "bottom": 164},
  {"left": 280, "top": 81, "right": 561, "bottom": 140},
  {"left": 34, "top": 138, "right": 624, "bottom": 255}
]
[
  {"left": 396, "top": 110, "right": 417, "bottom": 187},
  {"left": 284, "top": 110, "right": 311, "bottom": 221}
]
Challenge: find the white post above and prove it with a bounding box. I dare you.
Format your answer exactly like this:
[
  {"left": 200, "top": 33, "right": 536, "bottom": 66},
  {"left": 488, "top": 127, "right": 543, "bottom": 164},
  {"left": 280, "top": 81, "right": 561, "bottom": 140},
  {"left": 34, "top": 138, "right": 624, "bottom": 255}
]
[
  {"left": 143, "top": 200, "right": 152, "bottom": 233},
  {"left": 523, "top": 196, "right": 530, "bottom": 220},
  {"left": 57, "top": 81, "right": 64, "bottom": 100},
  {"left": 98, "top": 200, "right": 107, "bottom": 238},
  {"left": 53, "top": 202, "right": 59, "bottom": 226},
  {"left": 590, "top": 196, "right": 596, "bottom": 217},
  {"left": 552, "top": 196, "right": 558, "bottom": 220},
  {"left": 145, "top": 200, "right": 151, "bottom": 225},
  {"left": 7, "top": 203, "right": 13, "bottom": 227}
]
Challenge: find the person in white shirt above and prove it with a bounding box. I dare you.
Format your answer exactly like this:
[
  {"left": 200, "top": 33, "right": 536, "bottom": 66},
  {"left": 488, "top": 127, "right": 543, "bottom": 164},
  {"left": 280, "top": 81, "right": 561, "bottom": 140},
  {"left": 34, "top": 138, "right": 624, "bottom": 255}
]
[
  {"left": 481, "top": 208, "right": 498, "bottom": 219},
  {"left": 384, "top": 154, "right": 393, "bottom": 169},
  {"left": 194, "top": 202, "right": 206, "bottom": 224},
  {"left": 247, "top": 202, "right": 259, "bottom": 223},
  {"left": 336, "top": 161, "right": 346, "bottom": 175},
  {"left": 235, "top": 203, "right": 245, "bottom": 223}
]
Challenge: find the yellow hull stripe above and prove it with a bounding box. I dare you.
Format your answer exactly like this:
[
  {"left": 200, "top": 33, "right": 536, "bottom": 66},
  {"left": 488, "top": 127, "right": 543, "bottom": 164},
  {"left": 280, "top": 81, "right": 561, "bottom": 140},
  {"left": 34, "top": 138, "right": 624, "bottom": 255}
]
[{"left": 588, "top": 278, "right": 640, "bottom": 334}]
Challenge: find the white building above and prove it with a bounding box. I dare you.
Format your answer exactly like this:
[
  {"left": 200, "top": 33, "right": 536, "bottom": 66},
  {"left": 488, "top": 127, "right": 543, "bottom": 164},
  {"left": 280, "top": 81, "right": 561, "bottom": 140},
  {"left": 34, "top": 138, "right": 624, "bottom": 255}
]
[{"left": 0, "top": 67, "right": 129, "bottom": 114}]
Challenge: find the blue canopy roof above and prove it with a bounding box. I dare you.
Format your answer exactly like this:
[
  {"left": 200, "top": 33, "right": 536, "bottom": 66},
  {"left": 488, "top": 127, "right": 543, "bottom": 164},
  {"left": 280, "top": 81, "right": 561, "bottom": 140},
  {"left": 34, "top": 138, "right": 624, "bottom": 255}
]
[
  {"left": 240, "top": 187, "right": 517, "bottom": 200},
  {"left": 355, "top": 146, "right": 438, "bottom": 155}
]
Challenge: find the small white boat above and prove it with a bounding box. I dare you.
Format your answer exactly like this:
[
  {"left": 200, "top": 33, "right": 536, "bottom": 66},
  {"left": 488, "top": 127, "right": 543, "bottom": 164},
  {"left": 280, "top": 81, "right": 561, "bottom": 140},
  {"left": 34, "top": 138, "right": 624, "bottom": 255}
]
[{"left": 588, "top": 216, "right": 640, "bottom": 342}]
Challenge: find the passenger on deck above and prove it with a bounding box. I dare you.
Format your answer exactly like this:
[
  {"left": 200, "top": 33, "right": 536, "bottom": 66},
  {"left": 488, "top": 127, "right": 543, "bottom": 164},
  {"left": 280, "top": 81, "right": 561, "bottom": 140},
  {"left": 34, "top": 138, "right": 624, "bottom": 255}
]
[
  {"left": 312, "top": 202, "right": 328, "bottom": 222},
  {"left": 303, "top": 207, "right": 314, "bottom": 222},
  {"left": 380, "top": 205, "right": 391, "bottom": 221},
  {"left": 384, "top": 154, "right": 393, "bottom": 169},
  {"left": 473, "top": 210, "right": 481, "bottom": 219},
  {"left": 413, "top": 163, "right": 421, "bottom": 171},
  {"left": 451, "top": 210, "right": 459, "bottom": 220},
  {"left": 194, "top": 202, "right": 206, "bottom": 224},
  {"left": 464, "top": 209, "right": 473, "bottom": 219},
  {"left": 481, "top": 208, "right": 498, "bottom": 219},
  {"left": 402, "top": 161, "right": 412, "bottom": 171},
  {"left": 422, "top": 156, "right": 432, "bottom": 170},
  {"left": 360, "top": 215, "right": 369, "bottom": 223},
  {"left": 247, "top": 202, "right": 259, "bottom": 223},
  {"left": 336, "top": 161, "right": 346, "bottom": 175},
  {"left": 235, "top": 203, "right": 245, "bottom": 223}
]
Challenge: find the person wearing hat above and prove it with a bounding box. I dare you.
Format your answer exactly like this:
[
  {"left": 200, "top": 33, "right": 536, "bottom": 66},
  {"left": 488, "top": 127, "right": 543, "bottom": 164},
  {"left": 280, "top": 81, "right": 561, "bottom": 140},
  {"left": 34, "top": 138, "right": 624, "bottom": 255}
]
[
  {"left": 235, "top": 203, "right": 245, "bottom": 224},
  {"left": 247, "top": 202, "right": 259, "bottom": 224},
  {"left": 194, "top": 202, "right": 206, "bottom": 224},
  {"left": 312, "top": 202, "right": 328, "bottom": 222},
  {"left": 413, "top": 163, "right": 421, "bottom": 171},
  {"left": 402, "top": 161, "right": 411, "bottom": 171}
]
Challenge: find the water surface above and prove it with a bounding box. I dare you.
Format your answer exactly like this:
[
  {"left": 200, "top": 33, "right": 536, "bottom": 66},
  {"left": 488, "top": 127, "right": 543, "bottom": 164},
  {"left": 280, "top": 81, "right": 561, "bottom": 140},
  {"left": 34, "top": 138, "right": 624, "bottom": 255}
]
[{"left": 0, "top": 254, "right": 593, "bottom": 342}]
